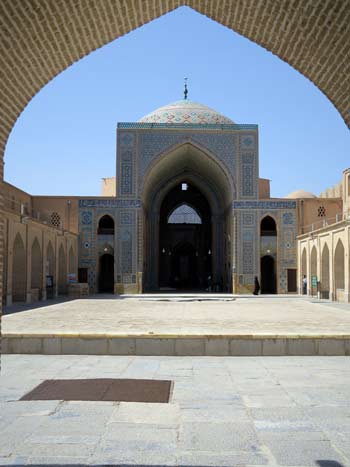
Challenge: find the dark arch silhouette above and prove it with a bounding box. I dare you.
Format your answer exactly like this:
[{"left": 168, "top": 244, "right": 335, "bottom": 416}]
[
  {"left": 261, "top": 216, "right": 277, "bottom": 236},
  {"left": 98, "top": 215, "right": 114, "bottom": 235}
]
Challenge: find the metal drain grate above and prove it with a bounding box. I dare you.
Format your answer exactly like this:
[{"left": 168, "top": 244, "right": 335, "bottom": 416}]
[{"left": 20, "top": 378, "right": 172, "bottom": 403}]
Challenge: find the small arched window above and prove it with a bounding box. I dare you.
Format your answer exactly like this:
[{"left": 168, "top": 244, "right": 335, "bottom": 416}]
[
  {"left": 168, "top": 204, "right": 202, "bottom": 224},
  {"left": 260, "top": 216, "right": 277, "bottom": 236},
  {"left": 98, "top": 215, "right": 114, "bottom": 235}
]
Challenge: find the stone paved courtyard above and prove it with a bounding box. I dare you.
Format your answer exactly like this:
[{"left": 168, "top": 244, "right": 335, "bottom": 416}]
[
  {"left": 0, "top": 354, "right": 350, "bottom": 466},
  {"left": 3, "top": 295, "right": 350, "bottom": 336}
]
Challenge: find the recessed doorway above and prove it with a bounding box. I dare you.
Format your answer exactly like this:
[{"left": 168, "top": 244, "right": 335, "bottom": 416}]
[
  {"left": 159, "top": 183, "right": 212, "bottom": 291},
  {"left": 261, "top": 255, "right": 276, "bottom": 294},
  {"left": 99, "top": 254, "right": 114, "bottom": 293}
]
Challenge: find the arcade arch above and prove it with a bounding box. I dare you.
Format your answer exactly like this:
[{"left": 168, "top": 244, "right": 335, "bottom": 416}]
[
  {"left": 31, "top": 238, "right": 42, "bottom": 290},
  {"left": 12, "top": 233, "right": 26, "bottom": 302},
  {"left": 310, "top": 246, "right": 318, "bottom": 295},
  {"left": 301, "top": 247, "right": 307, "bottom": 294},
  {"left": 46, "top": 241, "right": 55, "bottom": 285},
  {"left": 321, "top": 243, "right": 330, "bottom": 298},
  {"left": 58, "top": 244, "right": 67, "bottom": 295},
  {"left": 334, "top": 240, "right": 345, "bottom": 298},
  {"left": 68, "top": 245, "right": 76, "bottom": 275}
]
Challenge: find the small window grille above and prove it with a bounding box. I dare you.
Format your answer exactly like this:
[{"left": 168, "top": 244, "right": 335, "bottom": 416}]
[
  {"left": 317, "top": 206, "right": 326, "bottom": 217},
  {"left": 50, "top": 212, "right": 61, "bottom": 228}
]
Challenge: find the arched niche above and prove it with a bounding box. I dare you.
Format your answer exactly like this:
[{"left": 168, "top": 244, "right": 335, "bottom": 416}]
[
  {"left": 321, "top": 243, "right": 330, "bottom": 298},
  {"left": 334, "top": 239, "right": 345, "bottom": 299},
  {"left": 46, "top": 241, "right": 55, "bottom": 277},
  {"left": 310, "top": 245, "right": 317, "bottom": 295},
  {"left": 58, "top": 244, "right": 67, "bottom": 295},
  {"left": 301, "top": 247, "right": 307, "bottom": 294},
  {"left": 12, "top": 233, "right": 26, "bottom": 302},
  {"left": 260, "top": 215, "right": 277, "bottom": 294},
  {"left": 98, "top": 215, "right": 115, "bottom": 235},
  {"left": 141, "top": 142, "right": 233, "bottom": 292},
  {"left": 31, "top": 238, "right": 42, "bottom": 290},
  {"left": 68, "top": 245, "right": 76, "bottom": 275},
  {"left": 260, "top": 216, "right": 277, "bottom": 236}
]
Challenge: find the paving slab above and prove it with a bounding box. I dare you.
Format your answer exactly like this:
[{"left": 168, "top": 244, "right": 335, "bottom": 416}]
[{"left": 0, "top": 355, "right": 349, "bottom": 466}]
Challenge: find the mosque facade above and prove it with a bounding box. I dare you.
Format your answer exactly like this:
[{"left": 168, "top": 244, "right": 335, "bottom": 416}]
[{"left": 1, "top": 98, "right": 349, "bottom": 303}]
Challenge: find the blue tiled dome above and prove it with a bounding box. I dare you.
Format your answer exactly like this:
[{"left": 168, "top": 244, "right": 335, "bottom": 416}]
[{"left": 139, "top": 99, "right": 234, "bottom": 125}]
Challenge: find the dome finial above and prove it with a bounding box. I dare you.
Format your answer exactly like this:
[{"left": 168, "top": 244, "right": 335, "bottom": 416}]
[{"left": 184, "top": 77, "right": 188, "bottom": 100}]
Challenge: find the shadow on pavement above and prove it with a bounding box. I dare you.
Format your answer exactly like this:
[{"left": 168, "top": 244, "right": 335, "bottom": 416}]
[
  {"left": 317, "top": 461, "right": 346, "bottom": 467},
  {"left": 0, "top": 464, "right": 344, "bottom": 467}
]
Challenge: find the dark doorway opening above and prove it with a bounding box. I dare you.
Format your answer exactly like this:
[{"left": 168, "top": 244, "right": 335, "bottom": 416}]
[
  {"left": 261, "top": 255, "right": 276, "bottom": 294},
  {"left": 78, "top": 268, "right": 88, "bottom": 283},
  {"left": 287, "top": 269, "right": 297, "bottom": 292},
  {"left": 99, "top": 254, "right": 114, "bottom": 293},
  {"left": 170, "top": 242, "right": 198, "bottom": 289},
  {"left": 159, "top": 183, "right": 212, "bottom": 291}
]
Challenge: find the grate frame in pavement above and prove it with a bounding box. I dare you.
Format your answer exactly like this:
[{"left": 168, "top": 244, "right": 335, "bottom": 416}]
[{"left": 20, "top": 378, "right": 173, "bottom": 403}]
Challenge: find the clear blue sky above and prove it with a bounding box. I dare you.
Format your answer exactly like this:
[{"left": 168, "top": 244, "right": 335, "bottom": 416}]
[{"left": 4, "top": 6, "right": 349, "bottom": 198}]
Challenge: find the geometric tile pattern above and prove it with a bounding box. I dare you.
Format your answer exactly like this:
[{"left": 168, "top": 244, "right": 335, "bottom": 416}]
[{"left": 137, "top": 131, "right": 236, "bottom": 177}]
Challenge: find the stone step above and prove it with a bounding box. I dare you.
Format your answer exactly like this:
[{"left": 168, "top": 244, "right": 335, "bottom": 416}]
[{"left": 2, "top": 334, "right": 350, "bottom": 356}]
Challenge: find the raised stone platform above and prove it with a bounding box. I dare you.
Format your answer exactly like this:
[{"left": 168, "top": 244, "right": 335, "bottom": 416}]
[{"left": 2, "top": 295, "right": 350, "bottom": 356}]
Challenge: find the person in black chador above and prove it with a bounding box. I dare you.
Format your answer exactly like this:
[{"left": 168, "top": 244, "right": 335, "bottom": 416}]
[{"left": 253, "top": 276, "right": 260, "bottom": 295}]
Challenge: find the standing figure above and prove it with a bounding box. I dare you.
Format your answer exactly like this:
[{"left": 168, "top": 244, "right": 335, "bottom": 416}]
[
  {"left": 302, "top": 275, "right": 307, "bottom": 295},
  {"left": 253, "top": 276, "right": 260, "bottom": 295}
]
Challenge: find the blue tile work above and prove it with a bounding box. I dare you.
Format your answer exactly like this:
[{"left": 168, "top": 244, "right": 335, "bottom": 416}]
[
  {"left": 234, "top": 200, "right": 297, "bottom": 209},
  {"left": 242, "top": 230, "right": 254, "bottom": 274},
  {"left": 235, "top": 202, "right": 297, "bottom": 292},
  {"left": 137, "top": 131, "right": 236, "bottom": 178},
  {"left": 79, "top": 199, "right": 141, "bottom": 208},
  {"left": 78, "top": 202, "right": 118, "bottom": 292},
  {"left": 117, "top": 209, "right": 137, "bottom": 284},
  {"left": 279, "top": 210, "right": 297, "bottom": 290},
  {"left": 118, "top": 122, "right": 258, "bottom": 131},
  {"left": 238, "top": 210, "right": 258, "bottom": 286},
  {"left": 243, "top": 213, "right": 254, "bottom": 226},
  {"left": 121, "top": 230, "right": 132, "bottom": 273},
  {"left": 242, "top": 162, "right": 254, "bottom": 197},
  {"left": 118, "top": 132, "right": 136, "bottom": 197},
  {"left": 240, "top": 134, "right": 256, "bottom": 150},
  {"left": 81, "top": 211, "right": 93, "bottom": 225},
  {"left": 238, "top": 140, "right": 258, "bottom": 199},
  {"left": 283, "top": 212, "right": 294, "bottom": 224},
  {"left": 256, "top": 208, "right": 297, "bottom": 293}
]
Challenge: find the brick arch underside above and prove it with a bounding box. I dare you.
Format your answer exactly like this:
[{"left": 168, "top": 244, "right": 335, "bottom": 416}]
[{"left": 0, "top": 0, "right": 349, "bottom": 167}]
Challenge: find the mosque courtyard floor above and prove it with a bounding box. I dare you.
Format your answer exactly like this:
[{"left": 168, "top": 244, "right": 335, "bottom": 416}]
[
  {"left": 2, "top": 295, "right": 350, "bottom": 355},
  {"left": 0, "top": 354, "right": 350, "bottom": 466}
]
